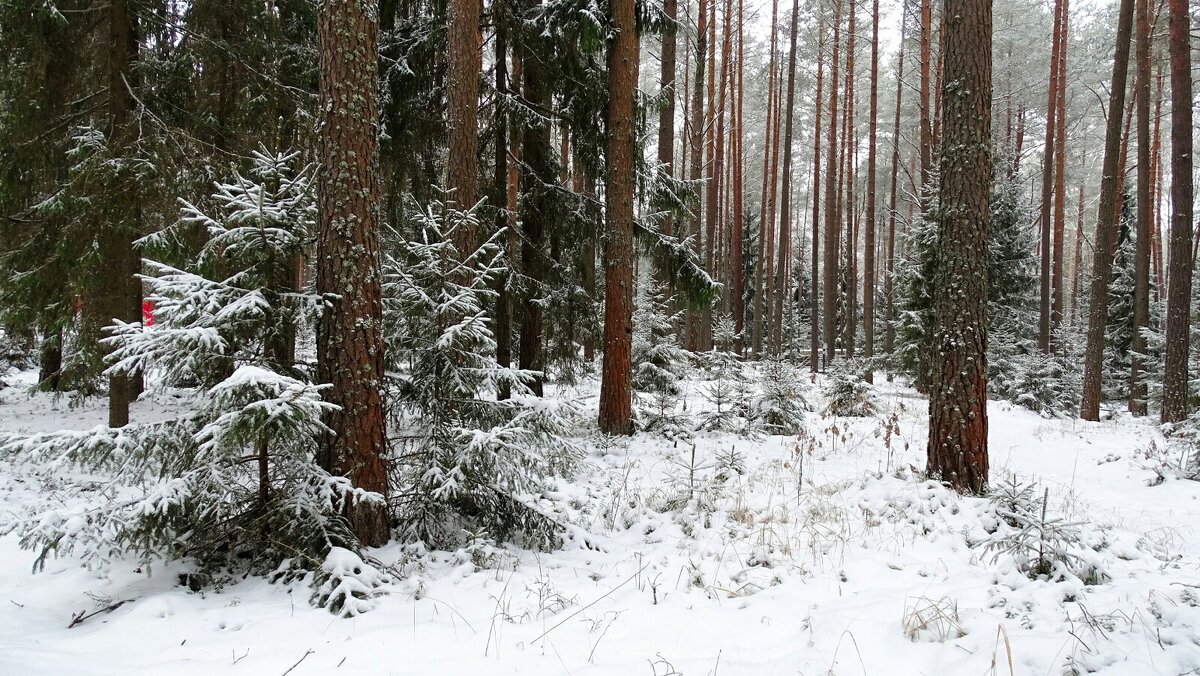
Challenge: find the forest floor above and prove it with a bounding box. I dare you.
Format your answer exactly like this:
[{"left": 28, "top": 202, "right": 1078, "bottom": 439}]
[{"left": 1, "top": 368, "right": 1200, "bottom": 675}]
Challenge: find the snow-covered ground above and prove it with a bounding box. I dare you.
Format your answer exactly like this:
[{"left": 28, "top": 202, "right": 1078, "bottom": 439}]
[{"left": 2, "top": 370, "right": 1199, "bottom": 675}]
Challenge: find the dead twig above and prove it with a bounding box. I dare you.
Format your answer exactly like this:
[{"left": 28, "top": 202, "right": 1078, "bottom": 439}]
[{"left": 68, "top": 599, "right": 131, "bottom": 628}]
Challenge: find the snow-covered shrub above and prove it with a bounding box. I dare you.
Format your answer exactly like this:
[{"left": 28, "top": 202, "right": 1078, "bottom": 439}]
[
  {"left": 820, "top": 361, "right": 878, "bottom": 417},
  {"left": 752, "top": 356, "right": 808, "bottom": 435},
  {"left": 631, "top": 276, "right": 692, "bottom": 438},
  {"left": 310, "top": 547, "right": 393, "bottom": 617},
  {"left": 701, "top": 317, "right": 752, "bottom": 434},
  {"left": 979, "top": 475, "right": 1106, "bottom": 584},
  {"left": 990, "top": 341, "right": 1081, "bottom": 418},
  {"left": 0, "top": 151, "right": 380, "bottom": 610},
  {"left": 385, "top": 197, "right": 581, "bottom": 550},
  {"left": 1150, "top": 414, "right": 1200, "bottom": 483}
]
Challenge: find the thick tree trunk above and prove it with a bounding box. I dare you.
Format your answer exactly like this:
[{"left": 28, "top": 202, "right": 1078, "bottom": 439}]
[
  {"left": 598, "top": 0, "right": 639, "bottom": 435},
  {"left": 447, "top": 0, "right": 481, "bottom": 254},
  {"left": 822, "top": 0, "right": 843, "bottom": 364},
  {"left": 1161, "top": 0, "right": 1192, "bottom": 423},
  {"left": 103, "top": 0, "right": 142, "bottom": 428},
  {"left": 519, "top": 2, "right": 551, "bottom": 395},
  {"left": 1129, "top": 0, "right": 1151, "bottom": 416},
  {"left": 316, "top": 0, "right": 390, "bottom": 546},
  {"left": 863, "top": 0, "right": 880, "bottom": 381},
  {"left": 658, "top": 0, "right": 677, "bottom": 276},
  {"left": 1080, "top": 0, "right": 1135, "bottom": 421},
  {"left": 927, "top": 0, "right": 991, "bottom": 495}
]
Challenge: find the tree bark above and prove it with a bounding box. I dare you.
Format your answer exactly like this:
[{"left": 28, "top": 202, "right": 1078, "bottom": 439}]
[
  {"left": 863, "top": 0, "right": 880, "bottom": 381},
  {"left": 772, "top": 0, "right": 799, "bottom": 353},
  {"left": 519, "top": 1, "right": 551, "bottom": 395},
  {"left": 103, "top": 0, "right": 142, "bottom": 428},
  {"left": 598, "top": 0, "right": 639, "bottom": 435},
  {"left": 842, "top": 0, "right": 858, "bottom": 360},
  {"left": 884, "top": 8, "right": 907, "bottom": 358},
  {"left": 1129, "top": 0, "right": 1151, "bottom": 416},
  {"left": 809, "top": 22, "right": 826, "bottom": 372},
  {"left": 1038, "top": 0, "right": 1065, "bottom": 353},
  {"left": 1161, "top": 0, "right": 1192, "bottom": 423},
  {"left": 1080, "top": 0, "right": 1135, "bottom": 421},
  {"left": 752, "top": 0, "right": 778, "bottom": 357},
  {"left": 731, "top": 0, "right": 745, "bottom": 350},
  {"left": 447, "top": 0, "right": 481, "bottom": 254},
  {"left": 316, "top": 0, "right": 390, "bottom": 546},
  {"left": 822, "top": 0, "right": 843, "bottom": 364},
  {"left": 687, "top": 0, "right": 709, "bottom": 351},
  {"left": 927, "top": 0, "right": 991, "bottom": 495},
  {"left": 1051, "top": 0, "right": 1069, "bottom": 339}
]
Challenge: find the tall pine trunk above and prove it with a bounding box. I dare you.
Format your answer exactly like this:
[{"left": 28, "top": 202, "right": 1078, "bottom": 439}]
[
  {"left": 1038, "top": 0, "right": 1065, "bottom": 353},
  {"left": 687, "top": 0, "right": 709, "bottom": 351},
  {"left": 883, "top": 9, "right": 907, "bottom": 358},
  {"left": 447, "top": 0, "right": 481, "bottom": 253},
  {"left": 822, "top": 0, "right": 843, "bottom": 364},
  {"left": 1161, "top": 0, "right": 1192, "bottom": 422},
  {"left": 1080, "top": 0, "right": 1135, "bottom": 421},
  {"left": 1051, "top": 0, "right": 1069, "bottom": 338},
  {"left": 809, "top": 24, "right": 826, "bottom": 371},
  {"left": 927, "top": 0, "right": 991, "bottom": 495},
  {"left": 316, "top": 0, "right": 390, "bottom": 546},
  {"left": 519, "top": 1, "right": 551, "bottom": 395},
  {"left": 1129, "top": 0, "right": 1151, "bottom": 416},
  {"left": 863, "top": 0, "right": 880, "bottom": 381},
  {"left": 103, "top": 0, "right": 142, "bottom": 428},
  {"left": 598, "top": 0, "right": 639, "bottom": 435},
  {"left": 772, "top": 0, "right": 799, "bottom": 353}
]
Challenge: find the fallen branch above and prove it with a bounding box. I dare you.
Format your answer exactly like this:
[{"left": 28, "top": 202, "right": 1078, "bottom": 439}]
[{"left": 68, "top": 599, "right": 131, "bottom": 628}]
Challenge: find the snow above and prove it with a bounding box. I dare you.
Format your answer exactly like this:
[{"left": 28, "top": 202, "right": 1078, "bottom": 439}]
[{"left": 2, "top": 371, "right": 1200, "bottom": 675}]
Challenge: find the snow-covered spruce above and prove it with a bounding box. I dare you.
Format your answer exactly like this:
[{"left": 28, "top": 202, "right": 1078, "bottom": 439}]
[
  {"left": 384, "top": 196, "right": 581, "bottom": 550},
  {"left": 0, "top": 151, "right": 383, "bottom": 610}
]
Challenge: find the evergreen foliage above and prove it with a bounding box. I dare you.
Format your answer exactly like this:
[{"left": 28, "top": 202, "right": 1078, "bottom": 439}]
[
  {"left": 384, "top": 197, "right": 582, "bottom": 549},
  {"left": 0, "top": 153, "right": 378, "bottom": 610}
]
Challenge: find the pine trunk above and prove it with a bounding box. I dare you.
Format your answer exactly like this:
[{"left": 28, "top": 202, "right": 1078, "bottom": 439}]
[
  {"left": 884, "top": 11, "right": 907, "bottom": 358},
  {"left": 598, "top": 0, "right": 639, "bottom": 435},
  {"left": 103, "top": 0, "right": 142, "bottom": 428},
  {"left": 1079, "top": 0, "right": 1135, "bottom": 421},
  {"left": 1051, "top": 0, "right": 1069, "bottom": 339},
  {"left": 687, "top": 0, "right": 709, "bottom": 352},
  {"left": 732, "top": 0, "right": 746, "bottom": 350},
  {"left": 519, "top": 3, "right": 551, "bottom": 395},
  {"left": 1129, "top": 0, "right": 1151, "bottom": 416},
  {"left": 773, "top": 0, "right": 799, "bottom": 353},
  {"left": 1038, "top": 0, "right": 1065, "bottom": 353},
  {"left": 927, "top": 0, "right": 991, "bottom": 495},
  {"left": 822, "top": 0, "right": 843, "bottom": 364},
  {"left": 316, "top": 0, "right": 390, "bottom": 546},
  {"left": 809, "top": 24, "right": 826, "bottom": 371},
  {"left": 447, "top": 0, "right": 481, "bottom": 253},
  {"left": 863, "top": 0, "right": 880, "bottom": 381},
  {"left": 1161, "top": 0, "right": 1192, "bottom": 422}
]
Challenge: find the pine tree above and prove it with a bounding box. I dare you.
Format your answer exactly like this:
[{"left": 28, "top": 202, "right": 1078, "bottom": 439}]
[{"left": 926, "top": 0, "right": 991, "bottom": 495}]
